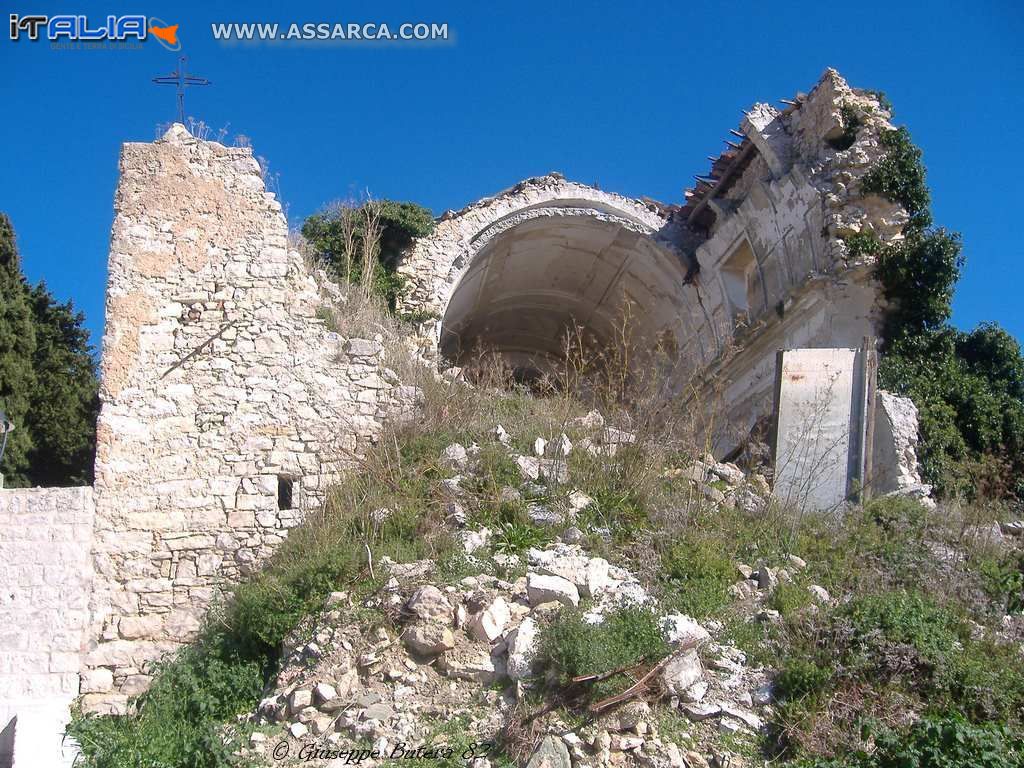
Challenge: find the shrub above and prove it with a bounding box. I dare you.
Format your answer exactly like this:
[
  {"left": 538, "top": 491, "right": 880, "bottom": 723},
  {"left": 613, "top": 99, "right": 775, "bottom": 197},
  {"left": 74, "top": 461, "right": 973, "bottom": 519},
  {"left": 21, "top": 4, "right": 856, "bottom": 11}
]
[
  {"left": 69, "top": 635, "right": 264, "bottom": 768},
  {"left": 538, "top": 606, "right": 669, "bottom": 701},
  {"left": 776, "top": 657, "right": 833, "bottom": 701},
  {"left": 978, "top": 550, "right": 1024, "bottom": 615},
  {"left": 796, "top": 715, "right": 1024, "bottom": 768},
  {"left": 880, "top": 327, "right": 1024, "bottom": 498},
  {"left": 845, "top": 591, "right": 961, "bottom": 668},
  {"left": 769, "top": 580, "right": 814, "bottom": 619},
  {"left": 302, "top": 198, "right": 433, "bottom": 308},
  {"left": 861, "top": 127, "right": 932, "bottom": 230},
  {"left": 492, "top": 518, "right": 548, "bottom": 556},
  {"left": 658, "top": 534, "right": 735, "bottom": 618}
]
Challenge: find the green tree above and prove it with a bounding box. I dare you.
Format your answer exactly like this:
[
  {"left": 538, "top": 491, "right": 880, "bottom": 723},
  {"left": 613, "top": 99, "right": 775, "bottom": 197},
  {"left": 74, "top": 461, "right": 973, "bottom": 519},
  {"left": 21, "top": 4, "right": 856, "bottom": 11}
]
[
  {"left": 25, "top": 283, "right": 99, "bottom": 486},
  {"left": 0, "top": 213, "right": 37, "bottom": 486},
  {"left": 861, "top": 123, "right": 1024, "bottom": 498},
  {"left": 0, "top": 212, "right": 98, "bottom": 487}
]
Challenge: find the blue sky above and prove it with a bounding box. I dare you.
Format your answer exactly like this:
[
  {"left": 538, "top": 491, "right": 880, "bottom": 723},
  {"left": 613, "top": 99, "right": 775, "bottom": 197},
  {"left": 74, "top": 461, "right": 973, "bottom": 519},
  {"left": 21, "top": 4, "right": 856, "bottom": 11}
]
[{"left": 1, "top": 0, "right": 1021, "bottom": 347}]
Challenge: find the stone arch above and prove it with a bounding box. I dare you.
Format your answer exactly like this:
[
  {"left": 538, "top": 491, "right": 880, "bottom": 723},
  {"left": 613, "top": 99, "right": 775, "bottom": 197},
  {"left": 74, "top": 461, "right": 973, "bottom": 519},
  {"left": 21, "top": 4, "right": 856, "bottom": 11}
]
[{"left": 396, "top": 174, "right": 714, "bottom": 380}]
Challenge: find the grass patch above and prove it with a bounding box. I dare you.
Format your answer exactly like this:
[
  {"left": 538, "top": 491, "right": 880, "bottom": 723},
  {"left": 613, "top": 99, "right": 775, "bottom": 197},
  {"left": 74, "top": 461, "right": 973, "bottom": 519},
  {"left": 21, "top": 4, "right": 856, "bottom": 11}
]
[
  {"left": 658, "top": 533, "right": 736, "bottom": 618},
  {"left": 538, "top": 605, "right": 669, "bottom": 702}
]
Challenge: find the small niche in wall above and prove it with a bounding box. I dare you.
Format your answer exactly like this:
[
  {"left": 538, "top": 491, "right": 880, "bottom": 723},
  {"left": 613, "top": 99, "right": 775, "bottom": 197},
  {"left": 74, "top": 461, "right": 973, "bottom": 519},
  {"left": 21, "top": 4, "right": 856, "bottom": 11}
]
[
  {"left": 720, "top": 239, "right": 759, "bottom": 325},
  {"left": 277, "top": 476, "right": 294, "bottom": 510}
]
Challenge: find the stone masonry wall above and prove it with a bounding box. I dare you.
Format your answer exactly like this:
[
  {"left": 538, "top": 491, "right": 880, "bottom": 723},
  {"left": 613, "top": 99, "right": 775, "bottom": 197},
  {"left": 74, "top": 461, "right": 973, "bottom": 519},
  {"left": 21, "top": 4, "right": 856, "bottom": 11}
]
[
  {"left": 0, "top": 486, "right": 94, "bottom": 767},
  {"left": 82, "top": 125, "right": 405, "bottom": 712}
]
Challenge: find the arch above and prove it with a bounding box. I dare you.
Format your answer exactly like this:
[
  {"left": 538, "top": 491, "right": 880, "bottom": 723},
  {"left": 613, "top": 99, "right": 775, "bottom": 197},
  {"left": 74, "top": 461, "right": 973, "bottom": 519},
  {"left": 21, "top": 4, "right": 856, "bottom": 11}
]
[
  {"left": 396, "top": 174, "right": 711, "bottom": 380},
  {"left": 440, "top": 213, "right": 695, "bottom": 378}
]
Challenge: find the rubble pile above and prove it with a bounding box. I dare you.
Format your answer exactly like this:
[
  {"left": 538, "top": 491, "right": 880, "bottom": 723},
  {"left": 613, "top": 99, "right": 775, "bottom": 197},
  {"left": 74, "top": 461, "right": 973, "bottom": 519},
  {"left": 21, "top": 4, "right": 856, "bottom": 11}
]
[{"left": 236, "top": 422, "right": 837, "bottom": 768}]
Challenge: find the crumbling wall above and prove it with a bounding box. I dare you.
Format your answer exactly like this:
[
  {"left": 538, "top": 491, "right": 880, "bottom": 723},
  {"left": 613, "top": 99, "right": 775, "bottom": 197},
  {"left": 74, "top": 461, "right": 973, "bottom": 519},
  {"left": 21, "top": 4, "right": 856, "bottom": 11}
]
[
  {"left": 689, "top": 72, "right": 899, "bottom": 447},
  {"left": 871, "top": 390, "right": 926, "bottom": 494},
  {"left": 398, "top": 70, "right": 904, "bottom": 455},
  {"left": 82, "top": 125, "right": 406, "bottom": 711},
  {"left": 0, "top": 486, "right": 94, "bottom": 768}
]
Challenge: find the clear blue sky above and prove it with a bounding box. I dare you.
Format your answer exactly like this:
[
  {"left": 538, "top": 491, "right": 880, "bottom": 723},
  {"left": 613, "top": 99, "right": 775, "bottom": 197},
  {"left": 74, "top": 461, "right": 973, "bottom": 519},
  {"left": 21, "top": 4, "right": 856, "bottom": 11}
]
[{"left": 1, "top": 1, "right": 1021, "bottom": 348}]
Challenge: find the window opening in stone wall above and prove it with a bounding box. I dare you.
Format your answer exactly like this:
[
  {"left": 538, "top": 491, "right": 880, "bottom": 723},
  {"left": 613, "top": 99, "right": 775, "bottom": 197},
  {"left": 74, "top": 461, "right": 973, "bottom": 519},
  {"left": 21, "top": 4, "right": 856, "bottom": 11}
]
[
  {"left": 720, "top": 239, "right": 758, "bottom": 326},
  {"left": 277, "top": 476, "right": 294, "bottom": 510}
]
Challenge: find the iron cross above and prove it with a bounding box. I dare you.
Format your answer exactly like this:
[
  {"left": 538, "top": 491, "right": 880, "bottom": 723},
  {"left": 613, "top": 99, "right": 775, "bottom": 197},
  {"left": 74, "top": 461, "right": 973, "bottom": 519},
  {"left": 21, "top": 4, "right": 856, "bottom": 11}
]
[{"left": 153, "top": 56, "right": 211, "bottom": 124}]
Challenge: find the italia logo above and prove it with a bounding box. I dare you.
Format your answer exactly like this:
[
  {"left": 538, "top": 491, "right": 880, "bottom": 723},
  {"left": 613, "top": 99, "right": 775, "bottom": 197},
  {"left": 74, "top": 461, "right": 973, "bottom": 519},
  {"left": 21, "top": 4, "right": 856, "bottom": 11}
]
[{"left": 9, "top": 14, "right": 181, "bottom": 49}]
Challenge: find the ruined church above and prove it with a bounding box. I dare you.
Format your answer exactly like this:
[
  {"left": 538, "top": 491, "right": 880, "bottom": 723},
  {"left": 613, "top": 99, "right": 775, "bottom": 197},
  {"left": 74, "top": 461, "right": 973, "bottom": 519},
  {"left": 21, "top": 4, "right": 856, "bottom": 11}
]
[{"left": 0, "top": 69, "right": 926, "bottom": 765}]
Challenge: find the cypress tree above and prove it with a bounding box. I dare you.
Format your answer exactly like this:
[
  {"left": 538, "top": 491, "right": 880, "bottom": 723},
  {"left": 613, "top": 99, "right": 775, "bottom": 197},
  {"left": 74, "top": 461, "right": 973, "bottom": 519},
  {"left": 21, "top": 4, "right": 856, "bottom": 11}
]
[
  {"left": 0, "top": 213, "right": 37, "bottom": 486},
  {"left": 25, "top": 283, "right": 99, "bottom": 485}
]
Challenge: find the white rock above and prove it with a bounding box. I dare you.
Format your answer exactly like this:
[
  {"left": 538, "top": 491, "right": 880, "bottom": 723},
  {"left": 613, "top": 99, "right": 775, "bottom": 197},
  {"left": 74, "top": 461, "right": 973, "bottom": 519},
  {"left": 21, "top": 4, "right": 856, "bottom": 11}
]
[
  {"left": 461, "top": 527, "right": 491, "bottom": 553},
  {"left": 526, "top": 572, "right": 580, "bottom": 607},
  {"left": 574, "top": 410, "right": 604, "bottom": 430},
  {"left": 612, "top": 735, "right": 644, "bottom": 751},
  {"left": 721, "top": 704, "right": 762, "bottom": 731},
  {"left": 313, "top": 682, "right": 338, "bottom": 705},
  {"left": 493, "top": 552, "right": 520, "bottom": 570},
  {"left": 752, "top": 683, "right": 774, "bottom": 706},
  {"left": 681, "top": 679, "right": 708, "bottom": 703},
  {"left": 405, "top": 585, "right": 453, "bottom": 622},
  {"left": 567, "top": 489, "right": 594, "bottom": 514},
  {"left": 289, "top": 721, "right": 309, "bottom": 738},
  {"left": 441, "top": 477, "right": 463, "bottom": 496},
  {"left": 493, "top": 424, "right": 511, "bottom": 446},
  {"left": 404, "top": 623, "right": 456, "bottom": 656},
  {"left": 662, "top": 649, "right": 703, "bottom": 696},
  {"left": 515, "top": 455, "right": 541, "bottom": 481},
  {"left": 682, "top": 702, "right": 721, "bottom": 721},
  {"left": 438, "top": 647, "right": 507, "bottom": 684},
  {"left": 555, "top": 434, "right": 573, "bottom": 457},
  {"left": 729, "top": 580, "right": 758, "bottom": 600},
  {"left": 325, "top": 591, "right": 348, "bottom": 608},
  {"left": 441, "top": 443, "right": 468, "bottom": 470},
  {"left": 718, "top": 718, "right": 743, "bottom": 735},
  {"left": 345, "top": 338, "right": 382, "bottom": 357},
  {"left": 1001, "top": 520, "right": 1024, "bottom": 537},
  {"left": 612, "top": 701, "right": 651, "bottom": 731},
  {"left": 580, "top": 437, "right": 613, "bottom": 457},
  {"left": 506, "top": 616, "right": 540, "bottom": 680},
  {"left": 527, "top": 503, "right": 560, "bottom": 526},
  {"left": 288, "top": 688, "right": 312, "bottom": 716},
  {"left": 527, "top": 735, "right": 571, "bottom": 768},
  {"left": 710, "top": 461, "right": 745, "bottom": 486},
  {"left": 662, "top": 613, "right": 711, "bottom": 647},
  {"left": 808, "top": 584, "right": 831, "bottom": 604},
  {"left": 533, "top": 437, "right": 548, "bottom": 457},
  {"left": 311, "top": 715, "right": 334, "bottom": 735},
  {"left": 469, "top": 596, "right": 512, "bottom": 643},
  {"left": 561, "top": 527, "right": 584, "bottom": 544},
  {"left": 445, "top": 501, "right": 467, "bottom": 526},
  {"left": 605, "top": 426, "right": 636, "bottom": 445},
  {"left": 581, "top": 558, "right": 610, "bottom": 597},
  {"left": 539, "top": 458, "right": 568, "bottom": 484}
]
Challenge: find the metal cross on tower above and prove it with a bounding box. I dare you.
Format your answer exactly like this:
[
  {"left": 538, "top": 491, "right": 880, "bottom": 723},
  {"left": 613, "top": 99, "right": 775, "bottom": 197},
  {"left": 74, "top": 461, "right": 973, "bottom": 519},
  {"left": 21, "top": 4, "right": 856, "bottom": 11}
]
[{"left": 152, "top": 56, "right": 211, "bottom": 124}]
